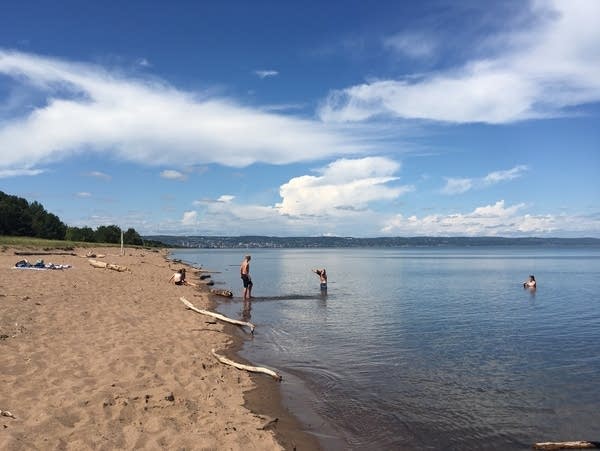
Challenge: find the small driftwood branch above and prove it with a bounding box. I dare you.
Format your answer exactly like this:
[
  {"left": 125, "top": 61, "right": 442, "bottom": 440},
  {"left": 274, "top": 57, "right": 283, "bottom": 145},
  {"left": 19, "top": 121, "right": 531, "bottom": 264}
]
[
  {"left": 88, "top": 259, "right": 129, "bottom": 272},
  {"left": 258, "top": 417, "right": 279, "bottom": 430},
  {"left": 211, "top": 349, "right": 282, "bottom": 381},
  {"left": 210, "top": 288, "right": 234, "bottom": 298},
  {"left": 0, "top": 410, "right": 16, "bottom": 419},
  {"left": 533, "top": 442, "right": 600, "bottom": 450},
  {"left": 180, "top": 297, "right": 255, "bottom": 333}
]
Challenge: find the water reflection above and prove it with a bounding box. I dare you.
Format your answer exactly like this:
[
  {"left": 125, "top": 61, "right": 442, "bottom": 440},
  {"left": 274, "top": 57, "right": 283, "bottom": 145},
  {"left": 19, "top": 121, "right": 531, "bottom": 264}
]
[{"left": 242, "top": 298, "right": 252, "bottom": 321}]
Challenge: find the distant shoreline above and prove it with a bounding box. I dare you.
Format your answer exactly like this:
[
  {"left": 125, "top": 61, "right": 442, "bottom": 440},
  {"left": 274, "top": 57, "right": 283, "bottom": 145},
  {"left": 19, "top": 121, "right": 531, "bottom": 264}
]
[{"left": 147, "top": 235, "right": 600, "bottom": 249}]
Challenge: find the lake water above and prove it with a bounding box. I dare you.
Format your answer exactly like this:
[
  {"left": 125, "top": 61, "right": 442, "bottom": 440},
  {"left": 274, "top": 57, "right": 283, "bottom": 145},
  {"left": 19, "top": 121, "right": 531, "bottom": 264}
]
[{"left": 171, "top": 247, "right": 600, "bottom": 450}]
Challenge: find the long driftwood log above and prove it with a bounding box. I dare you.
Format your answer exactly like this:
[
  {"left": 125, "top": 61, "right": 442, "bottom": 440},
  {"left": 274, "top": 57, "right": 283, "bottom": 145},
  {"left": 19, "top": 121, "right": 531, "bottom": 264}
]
[
  {"left": 15, "top": 251, "right": 76, "bottom": 256},
  {"left": 179, "top": 297, "right": 255, "bottom": 333},
  {"left": 88, "top": 259, "right": 129, "bottom": 272},
  {"left": 211, "top": 349, "right": 282, "bottom": 381},
  {"left": 533, "top": 442, "right": 600, "bottom": 450}
]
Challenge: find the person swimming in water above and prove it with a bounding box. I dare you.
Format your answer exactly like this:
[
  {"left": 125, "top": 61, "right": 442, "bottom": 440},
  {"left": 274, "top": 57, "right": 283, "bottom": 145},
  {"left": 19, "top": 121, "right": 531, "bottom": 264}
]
[
  {"left": 523, "top": 274, "right": 537, "bottom": 288},
  {"left": 312, "top": 268, "right": 327, "bottom": 291}
]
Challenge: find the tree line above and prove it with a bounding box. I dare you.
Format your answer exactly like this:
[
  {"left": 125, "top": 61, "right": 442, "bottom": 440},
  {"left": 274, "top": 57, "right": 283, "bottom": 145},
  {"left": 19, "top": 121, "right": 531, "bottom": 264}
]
[{"left": 0, "top": 190, "right": 145, "bottom": 245}]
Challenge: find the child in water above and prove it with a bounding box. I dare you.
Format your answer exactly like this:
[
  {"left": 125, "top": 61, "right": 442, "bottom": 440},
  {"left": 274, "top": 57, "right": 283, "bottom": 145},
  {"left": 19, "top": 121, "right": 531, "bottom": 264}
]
[
  {"left": 523, "top": 274, "right": 536, "bottom": 288},
  {"left": 312, "top": 268, "right": 327, "bottom": 291}
]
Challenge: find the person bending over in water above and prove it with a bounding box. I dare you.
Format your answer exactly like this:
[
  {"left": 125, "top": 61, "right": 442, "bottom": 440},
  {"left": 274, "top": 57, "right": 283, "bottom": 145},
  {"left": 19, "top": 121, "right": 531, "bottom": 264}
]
[
  {"left": 312, "top": 268, "right": 327, "bottom": 291},
  {"left": 523, "top": 274, "right": 537, "bottom": 288},
  {"left": 240, "top": 255, "right": 253, "bottom": 300}
]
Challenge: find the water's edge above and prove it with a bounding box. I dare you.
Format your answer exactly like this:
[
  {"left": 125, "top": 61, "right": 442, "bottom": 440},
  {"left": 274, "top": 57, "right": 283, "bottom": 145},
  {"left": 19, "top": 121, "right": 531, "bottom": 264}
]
[{"left": 172, "top": 251, "right": 336, "bottom": 450}]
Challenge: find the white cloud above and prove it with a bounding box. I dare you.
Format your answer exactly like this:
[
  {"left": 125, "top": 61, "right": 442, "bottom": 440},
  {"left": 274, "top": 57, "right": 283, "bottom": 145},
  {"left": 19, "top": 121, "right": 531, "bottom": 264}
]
[
  {"left": 254, "top": 70, "right": 279, "bottom": 79},
  {"left": 0, "top": 168, "right": 45, "bottom": 178},
  {"left": 276, "top": 156, "right": 413, "bottom": 217},
  {"left": 181, "top": 210, "right": 198, "bottom": 226},
  {"left": 483, "top": 164, "right": 528, "bottom": 184},
  {"left": 381, "top": 199, "right": 600, "bottom": 236},
  {"left": 137, "top": 58, "right": 151, "bottom": 67},
  {"left": 179, "top": 157, "right": 413, "bottom": 235},
  {"left": 192, "top": 194, "right": 235, "bottom": 206},
  {"left": 442, "top": 165, "right": 528, "bottom": 195},
  {"left": 441, "top": 177, "right": 473, "bottom": 195},
  {"left": 160, "top": 169, "right": 187, "bottom": 181},
  {"left": 85, "top": 170, "right": 111, "bottom": 181},
  {"left": 218, "top": 195, "right": 235, "bottom": 203},
  {"left": 320, "top": 1, "right": 600, "bottom": 124},
  {"left": 0, "top": 50, "right": 361, "bottom": 173},
  {"left": 75, "top": 192, "right": 92, "bottom": 198},
  {"left": 383, "top": 32, "right": 437, "bottom": 59},
  {"left": 471, "top": 200, "right": 525, "bottom": 217}
]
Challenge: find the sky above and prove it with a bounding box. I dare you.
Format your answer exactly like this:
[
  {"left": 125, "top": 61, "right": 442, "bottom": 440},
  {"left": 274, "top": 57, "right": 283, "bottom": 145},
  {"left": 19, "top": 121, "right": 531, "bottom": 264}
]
[{"left": 0, "top": 0, "right": 599, "bottom": 237}]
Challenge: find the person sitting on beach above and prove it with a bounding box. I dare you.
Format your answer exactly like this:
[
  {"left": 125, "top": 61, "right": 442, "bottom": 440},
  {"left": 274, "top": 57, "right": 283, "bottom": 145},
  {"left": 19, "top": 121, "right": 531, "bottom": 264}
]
[
  {"left": 169, "top": 268, "right": 188, "bottom": 285},
  {"left": 312, "top": 268, "right": 327, "bottom": 291},
  {"left": 240, "top": 255, "right": 253, "bottom": 300},
  {"left": 523, "top": 274, "right": 536, "bottom": 288}
]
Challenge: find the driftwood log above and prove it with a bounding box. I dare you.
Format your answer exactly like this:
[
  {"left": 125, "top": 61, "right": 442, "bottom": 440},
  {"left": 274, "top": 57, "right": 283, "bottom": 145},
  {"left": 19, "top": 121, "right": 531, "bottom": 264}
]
[
  {"left": 533, "top": 442, "right": 600, "bottom": 450},
  {"left": 0, "top": 410, "right": 16, "bottom": 419},
  {"left": 88, "top": 259, "right": 129, "bottom": 272},
  {"left": 179, "top": 297, "right": 255, "bottom": 333},
  {"left": 15, "top": 251, "right": 75, "bottom": 256},
  {"left": 211, "top": 349, "right": 282, "bottom": 381},
  {"left": 210, "top": 288, "right": 234, "bottom": 298}
]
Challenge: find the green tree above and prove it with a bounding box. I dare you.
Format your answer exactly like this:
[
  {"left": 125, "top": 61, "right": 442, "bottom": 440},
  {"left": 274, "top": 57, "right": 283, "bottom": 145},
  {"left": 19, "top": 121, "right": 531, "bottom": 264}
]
[
  {"left": 65, "top": 226, "right": 96, "bottom": 242},
  {"left": 94, "top": 225, "right": 121, "bottom": 244},
  {"left": 0, "top": 192, "right": 33, "bottom": 236},
  {"left": 28, "top": 201, "right": 67, "bottom": 239},
  {"left": 123, "top": 227, "right": 143, "bottom": 245}
]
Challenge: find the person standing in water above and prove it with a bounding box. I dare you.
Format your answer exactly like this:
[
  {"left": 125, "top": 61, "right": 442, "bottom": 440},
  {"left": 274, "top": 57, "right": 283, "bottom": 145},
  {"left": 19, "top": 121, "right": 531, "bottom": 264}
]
[
  {"left": 240, "top": 255, "right": 253, "bottom": 300},
  {"left": 312, "top": 268, "right": 327, "bottom": 291}
]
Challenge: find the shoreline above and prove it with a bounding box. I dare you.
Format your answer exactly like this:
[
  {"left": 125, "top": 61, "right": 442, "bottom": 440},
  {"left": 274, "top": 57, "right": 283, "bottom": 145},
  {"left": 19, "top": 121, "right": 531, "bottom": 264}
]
[
  {"left": 226, "top": 324, "right": 323, "bottom": 451},
  {"left": 170, "top": 250, "right": 323, "bottom": 451},
  {"left": 0, "top": 246, "right": 287, "bottom": 449}
]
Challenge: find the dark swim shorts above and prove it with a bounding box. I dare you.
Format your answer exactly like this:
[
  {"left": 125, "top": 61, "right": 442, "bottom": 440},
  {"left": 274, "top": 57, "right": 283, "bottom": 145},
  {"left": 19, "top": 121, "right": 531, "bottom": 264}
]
[{"left": 241, "top": 274, "right": 253, "bottom": 288}]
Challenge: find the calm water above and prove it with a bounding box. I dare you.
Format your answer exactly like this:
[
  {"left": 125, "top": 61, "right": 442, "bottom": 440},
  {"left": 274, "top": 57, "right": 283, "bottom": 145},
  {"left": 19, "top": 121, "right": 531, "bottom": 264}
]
[{"left": 172, "top": 247, "right": 600, "bottom": 450}]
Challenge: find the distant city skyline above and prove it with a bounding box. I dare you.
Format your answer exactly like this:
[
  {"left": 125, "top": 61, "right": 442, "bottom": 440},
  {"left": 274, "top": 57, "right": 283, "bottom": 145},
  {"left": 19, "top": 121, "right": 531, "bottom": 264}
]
[{"left": 0, "top": 0, "right": 599, "bottom": 237}]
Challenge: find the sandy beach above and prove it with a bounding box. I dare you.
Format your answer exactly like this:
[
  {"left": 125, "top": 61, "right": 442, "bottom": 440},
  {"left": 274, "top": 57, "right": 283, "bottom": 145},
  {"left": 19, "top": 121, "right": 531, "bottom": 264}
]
[{"left": 0, "top": 246, "right": 318, "bottom": 450}]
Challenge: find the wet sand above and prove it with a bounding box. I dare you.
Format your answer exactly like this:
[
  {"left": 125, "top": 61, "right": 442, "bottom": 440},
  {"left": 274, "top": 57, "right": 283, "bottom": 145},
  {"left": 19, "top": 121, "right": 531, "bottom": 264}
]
[{"left": 0, "top": 246, "right": 319, "bottom": 450}]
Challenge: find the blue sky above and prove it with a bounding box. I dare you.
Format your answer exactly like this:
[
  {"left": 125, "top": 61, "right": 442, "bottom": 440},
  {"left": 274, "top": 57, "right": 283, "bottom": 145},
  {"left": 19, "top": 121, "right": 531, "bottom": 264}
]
[{"left": 0, "top": 0, "right": 598, "bottom": 237}]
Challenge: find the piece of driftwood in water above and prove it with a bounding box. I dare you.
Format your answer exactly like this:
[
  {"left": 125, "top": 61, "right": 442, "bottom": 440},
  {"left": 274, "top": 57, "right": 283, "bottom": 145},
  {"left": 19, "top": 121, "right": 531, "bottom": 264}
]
[
  {"left": 199, "top": 274, "right": 211, "bottom": 280},
  {"left": 211, "top": 349, "right": 282, "bottom": 381},
  {"left": 88, "top": 259, "right": 129, "bottom": 272},
  {"left": 533, "top": 441, "right": 600, "bottom": 450},
  {"left": 0, "top": 410, "right": 16, "bottom": 419},
  {"left": 210, "top": 288, "right": 233, "bottom": 298},
  {"left": 180, "top": 297, "right": 255, "bottom": 333}
]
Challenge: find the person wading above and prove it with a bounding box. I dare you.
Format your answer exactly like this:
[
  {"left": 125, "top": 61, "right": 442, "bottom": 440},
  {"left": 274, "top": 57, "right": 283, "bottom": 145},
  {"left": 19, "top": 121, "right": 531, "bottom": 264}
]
[{"left": 240, "top": 255, "right": 253, "bottom": 300}]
